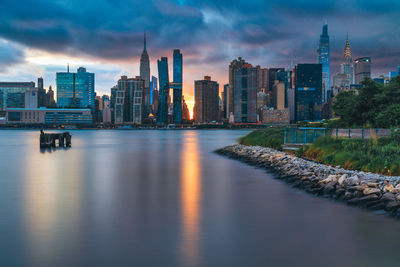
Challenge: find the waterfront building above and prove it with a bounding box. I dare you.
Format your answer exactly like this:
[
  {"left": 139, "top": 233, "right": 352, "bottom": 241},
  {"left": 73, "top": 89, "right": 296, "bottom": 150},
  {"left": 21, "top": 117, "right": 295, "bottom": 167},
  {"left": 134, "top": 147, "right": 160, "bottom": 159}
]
[
  {"left": 117, "top": 76, "right": 144, "bottom": 124},
  {"left": 0, "top": 82, "right": 36, "bottom": 110},
  {"left": 233, "top": 64, "right": 258, "bottom": 123},
  {"left": 228, "top": 57, "right": 248, "bottom": 119},
  {"left": 354, "top": 57, "right": 371, "bottom": 84},
  {"left": 340, "top": 35, "right": 354, "bottom": 85},
  {"left": 194, "top": 76, "right": 219, "bottom": 123},
  {"left": 140, "top": 33, "right": 150, "bottom": 115},
  {"left": 157, "top": 57, "right": 169, "bottom": 125},
  {"left": 6, "top": 108, "right": 92, "bottom": 124},
  {"left": 317, "top": 24, "right": 330, "bottom": 102},
  {"left": 294, "top": 64, "right": 322, "bottom": 122},
  {"left": 57, "top": 67, "right": 95, "bottom": 109},
  {"left": 172, "top": 49, "right": 183, "bottom": 124}
]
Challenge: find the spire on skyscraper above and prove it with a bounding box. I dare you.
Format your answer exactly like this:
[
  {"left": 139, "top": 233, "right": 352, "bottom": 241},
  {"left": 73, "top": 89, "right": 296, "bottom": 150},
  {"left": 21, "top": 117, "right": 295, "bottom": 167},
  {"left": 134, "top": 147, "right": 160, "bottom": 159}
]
[
  {"left": 143, "top": 32, "right": 147, "bottom": 52},
  {"left": 343, "top": 33, "right": 352, "bottom": 63}
]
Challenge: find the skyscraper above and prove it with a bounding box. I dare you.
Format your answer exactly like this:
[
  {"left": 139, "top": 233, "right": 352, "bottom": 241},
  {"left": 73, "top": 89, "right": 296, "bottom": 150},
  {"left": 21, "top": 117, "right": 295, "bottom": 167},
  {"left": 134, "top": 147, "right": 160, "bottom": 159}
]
[
  {"left": 294, "top": 64, "right": 323, "bottom": 122},
  {"left": 114, "top": 76, "right": 144, "bottom": 124},
  {"left": 340, "top": 34, "right": 354, "bottom": 85},
  {"left": 157, "top": 57, "right": 169, "bottom": 125},
  {"left": 233, "top": 64, "right": 258, "bottom": 123},
  {"left": 194, "top": 76, "right": 219, "bottom": 123},
  {"left": 354, "top": 57, "right": 371, "bottom": 84},
  {"left": 140, "top": 33, "right": 150, "bottom": 114},
  {"left": 172, "top": 49, "right": 183, "bottom": 124},
  {"left": 149, "top": 76, "right": 158, "bottom": 105},
  {"left": 317, "top": 24, "right": 330, "bottom": 102},
  {"left": 57, "top": 67, "right": 95, "bottom": 109},
  {"left": 228, "top": 57, "right": 248, "bottom": 118}
]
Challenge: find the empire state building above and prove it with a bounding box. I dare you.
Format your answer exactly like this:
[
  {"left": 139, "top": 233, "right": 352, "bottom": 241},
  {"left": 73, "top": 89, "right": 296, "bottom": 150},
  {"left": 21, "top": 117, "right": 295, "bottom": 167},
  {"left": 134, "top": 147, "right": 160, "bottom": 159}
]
[{"left": 140, "top": 33, "right": 150, "bottom": 109}]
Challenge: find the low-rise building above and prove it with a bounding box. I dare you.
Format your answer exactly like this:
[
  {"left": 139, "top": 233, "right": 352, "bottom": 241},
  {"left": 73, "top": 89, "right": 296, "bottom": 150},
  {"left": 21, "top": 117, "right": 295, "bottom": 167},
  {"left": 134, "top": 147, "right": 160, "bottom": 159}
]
[
  {"left": 6, "top": 108, "right": 92, "bottom": 125},
  {"left": 260, "top": 107, "right": 290, "bottom": 125}
]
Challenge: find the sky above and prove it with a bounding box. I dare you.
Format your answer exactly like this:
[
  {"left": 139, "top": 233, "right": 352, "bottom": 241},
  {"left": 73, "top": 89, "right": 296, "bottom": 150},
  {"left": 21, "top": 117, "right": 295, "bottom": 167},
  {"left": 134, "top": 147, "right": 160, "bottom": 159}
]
[{"left": 0, "top": 0, "right": 399, "bottom": 115}]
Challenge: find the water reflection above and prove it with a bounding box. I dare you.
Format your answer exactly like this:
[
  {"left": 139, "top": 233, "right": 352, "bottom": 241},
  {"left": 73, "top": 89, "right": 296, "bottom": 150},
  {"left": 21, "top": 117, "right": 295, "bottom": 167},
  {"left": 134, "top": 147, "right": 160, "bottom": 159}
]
[
  {"left": 23, "top": 138, "right": 83, "bottom": 265},
  {"left": 180, "top": 131, "right": 201, "bottom": 266}
]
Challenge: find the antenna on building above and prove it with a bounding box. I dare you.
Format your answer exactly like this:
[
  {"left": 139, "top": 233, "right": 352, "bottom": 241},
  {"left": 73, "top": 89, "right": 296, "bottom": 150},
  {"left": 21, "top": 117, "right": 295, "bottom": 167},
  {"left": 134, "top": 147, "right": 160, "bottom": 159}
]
[{"left": 290, "top": 53, "right": 294, "bottom": 70}]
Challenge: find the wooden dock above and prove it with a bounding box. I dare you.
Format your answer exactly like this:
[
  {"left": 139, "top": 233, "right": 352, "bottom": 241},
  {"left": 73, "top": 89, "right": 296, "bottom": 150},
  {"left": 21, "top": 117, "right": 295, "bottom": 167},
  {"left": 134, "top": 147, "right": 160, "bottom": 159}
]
[{"left": 40, "top": 130, "right": 72, "bottom": 148}]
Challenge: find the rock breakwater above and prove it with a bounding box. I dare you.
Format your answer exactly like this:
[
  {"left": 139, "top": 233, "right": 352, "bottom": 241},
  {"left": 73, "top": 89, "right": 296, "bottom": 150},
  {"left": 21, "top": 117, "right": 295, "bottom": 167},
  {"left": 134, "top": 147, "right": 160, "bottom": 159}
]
[{"left": 216, "top": 144, "right": 400, "bottom": 218}]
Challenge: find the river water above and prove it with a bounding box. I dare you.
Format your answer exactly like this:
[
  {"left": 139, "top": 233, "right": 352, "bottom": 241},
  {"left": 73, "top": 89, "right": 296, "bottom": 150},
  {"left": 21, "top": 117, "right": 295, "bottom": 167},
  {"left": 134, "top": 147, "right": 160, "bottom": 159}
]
[{"left": 1, "top": 130, "right": 400, "bottom": 267}]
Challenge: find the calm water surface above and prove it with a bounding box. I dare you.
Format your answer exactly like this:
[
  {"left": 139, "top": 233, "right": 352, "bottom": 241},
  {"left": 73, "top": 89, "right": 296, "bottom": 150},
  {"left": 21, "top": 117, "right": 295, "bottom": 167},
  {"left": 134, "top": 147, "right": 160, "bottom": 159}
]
[{"left": 1, "top": 130, "right": 400, "bottom": 267}]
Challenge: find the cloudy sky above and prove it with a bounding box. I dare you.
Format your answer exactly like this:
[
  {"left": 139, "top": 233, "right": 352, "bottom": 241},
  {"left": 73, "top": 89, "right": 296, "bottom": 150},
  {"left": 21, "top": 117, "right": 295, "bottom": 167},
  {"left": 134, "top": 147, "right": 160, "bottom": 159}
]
[{"left": 0, "top": 0, "right": 399, "bottom": 113}]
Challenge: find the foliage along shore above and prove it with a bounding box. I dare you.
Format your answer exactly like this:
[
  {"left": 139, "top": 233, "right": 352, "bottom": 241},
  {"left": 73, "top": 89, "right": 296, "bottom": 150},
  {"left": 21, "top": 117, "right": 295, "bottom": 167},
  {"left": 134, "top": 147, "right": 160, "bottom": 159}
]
[{"left": 240, "top": 128, "right": 400, "bottom": 176}]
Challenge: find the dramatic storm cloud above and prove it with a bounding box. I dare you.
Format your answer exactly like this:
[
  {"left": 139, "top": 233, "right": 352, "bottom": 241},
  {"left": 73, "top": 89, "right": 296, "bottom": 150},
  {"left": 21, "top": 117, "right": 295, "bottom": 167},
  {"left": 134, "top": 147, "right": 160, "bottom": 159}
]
[{"left": 0, "top": 0, "right": 399, "bottom": 107}]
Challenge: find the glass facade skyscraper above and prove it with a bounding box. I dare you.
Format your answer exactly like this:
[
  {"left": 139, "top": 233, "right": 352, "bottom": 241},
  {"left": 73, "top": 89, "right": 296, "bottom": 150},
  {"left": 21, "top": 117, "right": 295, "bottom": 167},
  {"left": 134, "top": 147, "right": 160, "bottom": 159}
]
[
  {"left": 172, "top": 49, "right": 183, "bottom": 124},
  {"left": 0, "top": 82, "right": 36, "bottom": 110},
  {"left": 317, "top": 24, "right": 330, "bottom": 102},
  {"left": 157, "top": 57, "right": 169, "bottom": 125},
  {"left": 57, "top": 67, "right": 94, "bottom": 109},
  {"left": 294, "top": 64, "right": 322, "bottom": 122}
]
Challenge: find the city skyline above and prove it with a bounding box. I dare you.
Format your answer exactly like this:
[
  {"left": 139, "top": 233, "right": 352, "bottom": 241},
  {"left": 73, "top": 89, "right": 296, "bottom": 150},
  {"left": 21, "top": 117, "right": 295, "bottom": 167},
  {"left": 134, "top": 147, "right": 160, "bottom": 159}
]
[{"left": 0, "top": 0, "right": 399, "bottom": 115}]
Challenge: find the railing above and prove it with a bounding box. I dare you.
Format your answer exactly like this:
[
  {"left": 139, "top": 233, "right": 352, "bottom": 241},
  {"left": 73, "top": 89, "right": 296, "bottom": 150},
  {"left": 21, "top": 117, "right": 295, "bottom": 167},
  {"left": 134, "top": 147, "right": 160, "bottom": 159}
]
[
  {"left": 284, "top": 128, "right": 392, "bottom": 145},
  {"left": 332, "top": 128, "right": 391, "bottom": 139},
  {"left": 284, "top": 127, "right": 327, "bottom": 144}
]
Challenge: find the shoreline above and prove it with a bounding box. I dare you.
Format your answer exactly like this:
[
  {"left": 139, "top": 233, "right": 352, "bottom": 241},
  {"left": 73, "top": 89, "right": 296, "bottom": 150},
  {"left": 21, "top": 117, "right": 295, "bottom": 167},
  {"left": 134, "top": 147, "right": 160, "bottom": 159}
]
[{"left": 216, "top": 144, "right": 400, "bottom": 219}]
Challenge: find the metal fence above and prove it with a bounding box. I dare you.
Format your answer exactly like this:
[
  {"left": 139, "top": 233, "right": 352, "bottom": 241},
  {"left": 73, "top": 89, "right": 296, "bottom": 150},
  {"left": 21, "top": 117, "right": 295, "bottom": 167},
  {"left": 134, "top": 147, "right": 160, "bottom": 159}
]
[
  {"left": 332, "top": 128, "right": 391, "bottom": 139},
  {"left": 284, "top": 128, "right": 392, "bottom": 145},
  {"left": 284, "top": 128, "right": 327, "bottom": 144}
]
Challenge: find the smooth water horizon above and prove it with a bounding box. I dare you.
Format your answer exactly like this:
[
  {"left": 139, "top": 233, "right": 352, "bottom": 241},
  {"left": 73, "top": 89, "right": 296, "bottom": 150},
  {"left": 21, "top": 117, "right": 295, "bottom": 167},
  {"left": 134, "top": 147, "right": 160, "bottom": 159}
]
[{"left": 1, "top": 130, "right": 400, "bottom": 267}]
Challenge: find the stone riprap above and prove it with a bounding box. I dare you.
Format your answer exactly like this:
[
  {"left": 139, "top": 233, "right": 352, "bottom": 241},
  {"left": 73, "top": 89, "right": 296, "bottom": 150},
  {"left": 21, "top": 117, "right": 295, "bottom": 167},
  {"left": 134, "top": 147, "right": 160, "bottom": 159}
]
[{"left": 216, "top": 144, "right": 400, "bottom": 218}]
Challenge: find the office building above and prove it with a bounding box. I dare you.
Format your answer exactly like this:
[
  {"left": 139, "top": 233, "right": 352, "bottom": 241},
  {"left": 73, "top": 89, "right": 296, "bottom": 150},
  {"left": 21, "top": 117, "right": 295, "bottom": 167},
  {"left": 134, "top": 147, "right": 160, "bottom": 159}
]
[
  {"left": 57, "top": 67, "right": 95, "bottom": 108},
  {"left": 6, "top": 108, "right": 92, "bottom": 124},
  {"left": 294, "top": 64, "right": 323, "bottom": 122},
  {"left": 273, "top": 80, "right": 285, "bottom": 110},
  {"left": 115, "top": 76, "right": 144, "bottom": 124},
  {"left": 194, "top": 76, "right": 219, "bottom": 123},
  {"left": 0, "top": 82, "right": 37, "bottom": 110},
  {"left": 172, "top": 49, "right": 183, "bottom": 124},
  {"left": 182, "top": 96, "right": 190, "bottom": 121},
  {"left": 140, "top": 33, "right": 150, "bottom": 114},
  {"left": 354, "top": 57, "right": 371, "bottom": 84},
  {"left": 317, "top": 24, "right": 330, "bottom": 102},
  {"left": 233, "top": 64, "right": 258, "bottom": 123},
  {"left": 228, "top": 57, "right": 248, "bottom": 118},
  {"left": 102, "top": 99, "right": 112, "bottom": 124},
  {"left": 149, "top": 76, "right": 158, "bottom": 105},
  {"left": 157, "top": 57, "right": 169, "bottom": 124},
  {"left": 222, "top": 84, "right": 228, "bottom": 119}
]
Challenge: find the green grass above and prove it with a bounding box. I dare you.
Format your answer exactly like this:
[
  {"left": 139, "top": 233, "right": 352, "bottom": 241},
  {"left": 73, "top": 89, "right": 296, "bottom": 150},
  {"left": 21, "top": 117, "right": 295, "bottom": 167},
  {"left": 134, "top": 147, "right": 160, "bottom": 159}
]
[
  {"left": 239, "top": 128, "right": 284, "bottom": 150},
  {"left": 297, "top": 136, "right": 400, "bottom": 176}
]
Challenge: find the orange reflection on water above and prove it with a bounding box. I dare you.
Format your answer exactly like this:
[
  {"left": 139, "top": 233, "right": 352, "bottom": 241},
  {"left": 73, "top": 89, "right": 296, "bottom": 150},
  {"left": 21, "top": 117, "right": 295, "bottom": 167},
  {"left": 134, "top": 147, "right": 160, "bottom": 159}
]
[
  {"left": 23, "top": 135, "right": 83, "bottom": 260},
  {"left": 180, "top": 131, "right": 202, "bottom": 266}
]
